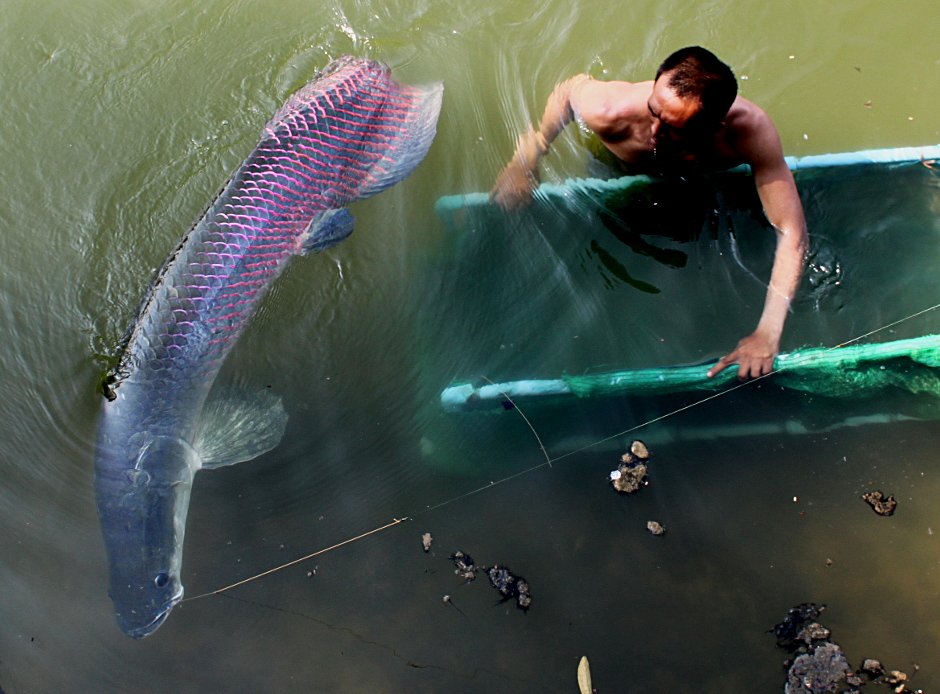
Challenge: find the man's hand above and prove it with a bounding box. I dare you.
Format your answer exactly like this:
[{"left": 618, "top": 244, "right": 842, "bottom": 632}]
[
  {"left": 706, "top": 330, "right": 779, "bottom": 380},
  {"left": 490, "top": 158, "right": 539, "bottom": 210}
]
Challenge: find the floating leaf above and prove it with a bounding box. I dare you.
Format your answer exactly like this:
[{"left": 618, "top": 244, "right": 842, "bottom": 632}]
[{"left": 578, "top": 656, "right": 592, "bottom": 694}]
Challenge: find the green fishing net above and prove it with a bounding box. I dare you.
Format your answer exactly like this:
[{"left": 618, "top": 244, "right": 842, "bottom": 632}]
[{"left": 560, "top": 334, "right": 940, "bottom": 399}]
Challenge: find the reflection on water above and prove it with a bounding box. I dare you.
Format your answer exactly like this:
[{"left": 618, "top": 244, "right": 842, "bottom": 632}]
[{"left": 2, "top": 0, "right": 940, "bottom": 691}]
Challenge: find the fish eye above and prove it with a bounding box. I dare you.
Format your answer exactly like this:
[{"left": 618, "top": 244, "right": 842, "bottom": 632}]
[{"left": 154, "top": 572, "right": 170, "bottom": 588}]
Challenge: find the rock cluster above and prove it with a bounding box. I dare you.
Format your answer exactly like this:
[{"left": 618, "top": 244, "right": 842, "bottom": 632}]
[
  {"left": 439, "top": 551, "right": 532, "bottom": 611},
  {"left": 610, "top": 440, "right": 651, "bottom": 494},
  {"left": 449, "top": 551, "right": 477, "bottom": 581},
  {"left": 773, "top": 604, "right": 917, "bottom": 693},
  {"left": 485, "top": 565, "right": 531, "bottom": 611}
]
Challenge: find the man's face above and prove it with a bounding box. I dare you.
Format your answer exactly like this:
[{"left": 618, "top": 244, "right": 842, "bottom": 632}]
[{"left": 647, "top": 77, "right": 706, "bottom": 154}]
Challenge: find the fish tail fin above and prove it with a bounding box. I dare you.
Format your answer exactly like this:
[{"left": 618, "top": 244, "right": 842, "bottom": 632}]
[{"left": 351, "top": 78, "right": 444, "bottom": 200}]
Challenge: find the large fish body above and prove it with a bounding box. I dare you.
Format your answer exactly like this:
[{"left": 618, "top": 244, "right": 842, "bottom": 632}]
[{"left": 94, "top": 56, "right": 442, "bottom": 638}]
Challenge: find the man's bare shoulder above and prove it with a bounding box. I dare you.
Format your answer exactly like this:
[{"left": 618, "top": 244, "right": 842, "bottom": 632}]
[
  {"left": 724, "top": 97, "right": 779, "bottom": 141},
  {"left": 722, "top": 97, "right": 784, "bottom": 164},
  {"left": 575, "top": 78, "right": 653, "bottom": 133}
]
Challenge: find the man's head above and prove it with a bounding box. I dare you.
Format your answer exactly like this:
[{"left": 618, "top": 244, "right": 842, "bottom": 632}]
[{"left": 648, "top": 47, "right": 737, "bottom": 147}]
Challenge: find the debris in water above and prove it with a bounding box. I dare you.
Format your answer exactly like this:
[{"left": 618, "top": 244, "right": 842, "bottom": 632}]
[
  {"left": 577, "top": 656, "right": 592, "bottom": 694},
  {"left": 449, "top": 551, "right": 477, "bottom": 581},
  {"left": 485, "top": 565, "right": 531, "bottom": 610},
  {"left": 861, "top": 659, "right": 884, "bottom": 678},
  {"left": 443, "top": 593, "right": 466, "bottom": 617},
  {"left": 422, "top": 533, "right": 433, "bottom": 552},
  {"left": 862, "top": 490, "right": 897, "bottom": 516},
  {"left": 610, "top": 442, "right": 650, "bottom": 494},
  {"left": 774, "top": 603, "right": 826, "bottom": 649},
  {"left": 647, "top": 521, "right": 665, "bottom": 535}
]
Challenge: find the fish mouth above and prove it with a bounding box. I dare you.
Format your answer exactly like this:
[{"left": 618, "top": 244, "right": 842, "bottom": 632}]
[{"left": 118, "top": 590, "right": 183, "bottom": 639}]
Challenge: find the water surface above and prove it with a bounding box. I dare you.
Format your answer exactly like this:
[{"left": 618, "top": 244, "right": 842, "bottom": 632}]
[{"left": 2, "top": 0, "right": 940, "bottom": 691}]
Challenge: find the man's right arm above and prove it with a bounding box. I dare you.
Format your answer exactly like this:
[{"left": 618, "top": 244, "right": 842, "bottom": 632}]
[
  {"left": 490, "top": 75, "right": 591, "bottom": 210},
  {"left": 706, "top": 108, "right": 807, "bottom": 379}
]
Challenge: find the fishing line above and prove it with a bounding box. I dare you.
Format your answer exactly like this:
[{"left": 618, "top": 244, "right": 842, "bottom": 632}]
[
  {"left": 480, "top": 374, "right": 551, "bottom": 467},
  {"left": 188, "top": 298, "right": 940, "bottom": 601},
  {"left": 183, "top": 519, "right": 406, "bottom": 601}
]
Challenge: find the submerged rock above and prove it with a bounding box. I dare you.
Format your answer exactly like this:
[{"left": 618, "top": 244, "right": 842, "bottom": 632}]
[
  {"left": 774, "top": 605, "right": 848, "bottom": 693},
  {"left": 862, "top": 490, "right": 897, "bottom": 516},
  {"left": 630, "top": 440, "right": 650, "bottom": 460},
  {"left": 774, "top": 606, "right": 920, "bottom": 694},
  {"left": 610, "top": 442, "right": 651, "bottom": 494},
  {"left": 774, "top": 603, "right": 826, "bottom": 650},
  {"left": 485, "top": 565, "right": 531, "bottom": 611},
  {"left": 846, "top": 673, "right": 864, "bottom": 687},
  {"left": 797, "top": 623, "right": 831, "bottom": 646},
  {"left": 515, "top": 579, "right": 532, "bottom": 610},
  {"left": 884, "top": 670, "right": 909, "bottom": 686},
  {"left": 786, "top": 643, "right": 851, "bottom": 694},
  {"left": 610, "top": 462, "right": 648, "bottom": 493},
  {"left": 449, "top": 551, "right": 477, "bottom": 581},
  {"left": 860, "top": 659, "right": 884, "bottom": 678},
  {"left": 647, "top": 520, "right": 666, "bottom": 535}
]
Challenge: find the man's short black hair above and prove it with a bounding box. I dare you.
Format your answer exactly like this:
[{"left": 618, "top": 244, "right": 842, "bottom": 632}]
[{"left": 655, "top": 46, "right": 738, "bottom": 124}]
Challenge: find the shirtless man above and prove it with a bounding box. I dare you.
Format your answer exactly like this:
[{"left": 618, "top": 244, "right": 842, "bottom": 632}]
[{"left": 491, "top": 47, "right": 807, "bottom": 380}]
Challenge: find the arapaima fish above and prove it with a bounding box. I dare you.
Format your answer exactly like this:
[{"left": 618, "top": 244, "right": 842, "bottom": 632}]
[{"left": 94, "top": 56, "right": 442, "bottom": 638}]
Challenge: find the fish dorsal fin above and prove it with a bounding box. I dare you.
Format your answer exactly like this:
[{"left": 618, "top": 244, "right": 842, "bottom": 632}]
[
  {"left": 195, "top": 388, "right": 288, "bottom": 469},
  {"left": 299, "top": 208, "right": 355, "bottom": 255}
]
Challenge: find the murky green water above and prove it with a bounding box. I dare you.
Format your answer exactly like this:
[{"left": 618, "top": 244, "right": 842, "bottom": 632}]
[{"left": 2, "top": 0, "right": 940, "bottom": 691}]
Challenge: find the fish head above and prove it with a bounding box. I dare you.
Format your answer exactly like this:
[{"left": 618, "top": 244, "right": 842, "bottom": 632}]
[{"left": 95, "top": 429, "right": 202, "bottom": 638}]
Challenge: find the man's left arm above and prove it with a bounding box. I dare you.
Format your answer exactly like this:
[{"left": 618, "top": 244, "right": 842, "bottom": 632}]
[{"left": 707, "top": 113, "right": 808, "bottom": 379}]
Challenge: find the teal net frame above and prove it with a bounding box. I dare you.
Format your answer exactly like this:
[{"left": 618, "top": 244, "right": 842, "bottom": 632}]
[
  {"left": 441, "top": 333, "right": 940, "bottom": 412},
  {"left": 435, "top": 143, "right": 940, "bottom": 233}
]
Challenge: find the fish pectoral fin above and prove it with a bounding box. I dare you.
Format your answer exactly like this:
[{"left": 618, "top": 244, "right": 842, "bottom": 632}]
[
  {"left": 300, "top": 208, "right": 356, "bottom": 255},
  {"left": 195, "top": 388, "right": 288, "bottom": 469}
]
